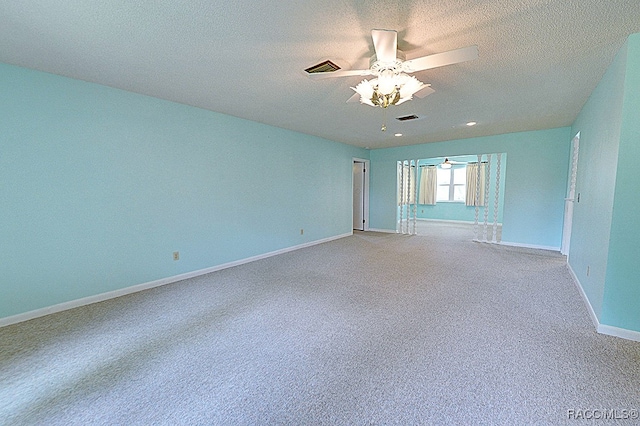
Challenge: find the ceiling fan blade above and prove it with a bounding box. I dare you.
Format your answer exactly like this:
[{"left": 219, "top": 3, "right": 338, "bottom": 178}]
[
  {"left": 307, "top": 69, "right": 372, "bottom": 80},
  {"left": 415, "top": 86, "right": 435, "bottom": 98},
  {"left": 346, "top": 93, "right": 361, "bottom": 103},
  {"left": 403, "top": 45, "right": 478, "bottom": 73},
  {"left": 371, "top": 29, "right": 397, "bottom": 63}
]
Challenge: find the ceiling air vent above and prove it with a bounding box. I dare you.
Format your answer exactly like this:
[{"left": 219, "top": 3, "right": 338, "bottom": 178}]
[
  {"left": 396, "top": 114, "right": 420, "bottom": 122},
  {"left": 305, "top": 60, "right": 341, "bottom": 74}
]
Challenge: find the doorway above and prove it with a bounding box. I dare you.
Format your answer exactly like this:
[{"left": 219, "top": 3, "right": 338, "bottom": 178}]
[
  {"left": 353, "top": 159, "right": 369, "bottom": 231},
  {"left": 396, "top": 154, "right": 506, "bottom": 242}
]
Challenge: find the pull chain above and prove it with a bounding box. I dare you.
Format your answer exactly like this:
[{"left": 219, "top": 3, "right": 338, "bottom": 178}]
[{"left": 381, "top": 107, "right": 387, "bottom": 132}]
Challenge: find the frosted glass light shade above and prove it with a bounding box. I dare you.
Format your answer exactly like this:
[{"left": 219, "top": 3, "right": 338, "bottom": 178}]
[
  {"left": 398, "top": 75, "right": 425, "bottom": 99},
  {"left": 351, "top": 72, "right": 426, "bottom": 108}
]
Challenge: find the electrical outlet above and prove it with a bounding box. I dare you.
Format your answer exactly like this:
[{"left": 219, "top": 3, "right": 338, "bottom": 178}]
[
  {"left": 173, "top": 251, "right": 180, "bottom": 261},
  {"left": 300, "top": 229, "right": 304, "bottom": 235}
]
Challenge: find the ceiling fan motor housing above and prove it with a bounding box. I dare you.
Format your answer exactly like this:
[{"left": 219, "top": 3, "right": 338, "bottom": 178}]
[{"left": 370, "top": 50, "right": 406, "bottom": 74}]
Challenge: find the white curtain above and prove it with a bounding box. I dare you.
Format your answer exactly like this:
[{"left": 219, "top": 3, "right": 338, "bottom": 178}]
[
  {"left": 418, "top": 166, "right": 437, "bottom": 205},
  {"left": 465, "top": 162, "right": 487, "bottom": 206}
]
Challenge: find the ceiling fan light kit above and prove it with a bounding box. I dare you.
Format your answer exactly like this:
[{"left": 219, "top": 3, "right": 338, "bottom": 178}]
[{"left": 351, "top": 72, "right": 426, "bottom": 108}]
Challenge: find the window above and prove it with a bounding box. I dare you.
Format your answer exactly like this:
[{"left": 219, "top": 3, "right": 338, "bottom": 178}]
[{"left": 436, "top": 165, "right": 466, "bottom": 202}]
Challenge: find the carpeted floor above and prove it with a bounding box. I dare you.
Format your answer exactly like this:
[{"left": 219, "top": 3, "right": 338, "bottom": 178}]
[{"left": 1, "top": 229, "right": 639, "bottom": 425}]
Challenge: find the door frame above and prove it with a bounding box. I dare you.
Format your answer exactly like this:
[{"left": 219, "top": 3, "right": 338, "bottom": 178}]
[
  {"left": 561, "top": 132, "right": 580, "bottom": 255},
  {"left": 352, "top": 158, "right": 370, "bottom": 231}
]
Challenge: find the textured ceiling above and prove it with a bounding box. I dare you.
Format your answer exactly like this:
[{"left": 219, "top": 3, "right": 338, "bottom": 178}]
[{"left": 1, "top": 0, "right": 640, "bottom": 149}]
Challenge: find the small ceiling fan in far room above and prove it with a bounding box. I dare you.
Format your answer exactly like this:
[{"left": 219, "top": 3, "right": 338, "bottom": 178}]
[
  {"left": 305, "top": 29, "right": 478, "bottom": 116},
  {"left": 439, "top": 158, "right": 467, "bottom": 168}
]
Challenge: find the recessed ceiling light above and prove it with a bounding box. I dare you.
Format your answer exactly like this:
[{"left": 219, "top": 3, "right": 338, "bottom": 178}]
[
  {"left": 395, "top": 133, "right": 403, "bottom": 137},
  {"left": 466, "top": 121, "right": 477, "bottom": 126}
]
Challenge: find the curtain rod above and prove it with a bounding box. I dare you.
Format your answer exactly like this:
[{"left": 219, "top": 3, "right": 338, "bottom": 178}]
[{"left": 418, "top": 161, "right": 489, "bottom": 167}]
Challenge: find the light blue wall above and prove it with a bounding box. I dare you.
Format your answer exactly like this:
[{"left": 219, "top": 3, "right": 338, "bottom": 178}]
[
  {"left": 601, "top": 34, "right": 640, "bottom": 331},
  {"left": 415, "top": 155, "right": 506, "bottom": 223},
  {"left": 569, "top": 32, "right": 640, "bottom": 333},
  {"left": 418, "top": 201, "right": 477, "bottom": 222},
  {"left": 568, "top": 38, "right": 627, "bottom": 319},
  {"left": 370, "top": 128, "right": 571, "bottom": 248},
  {"left": 0, "top": 63, "right": 367, "bottom": 319}
]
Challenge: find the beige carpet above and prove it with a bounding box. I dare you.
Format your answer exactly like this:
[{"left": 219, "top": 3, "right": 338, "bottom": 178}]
[{"left": 1, "top": 231, "right": 639, "bottom": 425}]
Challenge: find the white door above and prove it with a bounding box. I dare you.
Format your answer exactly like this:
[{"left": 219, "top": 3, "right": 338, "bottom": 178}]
[
  {"left": 353, "top": 161, "right": 365, "bottom": 230},
  {"left": 561, "top": 133, "right": 580, "bottom": 255}
]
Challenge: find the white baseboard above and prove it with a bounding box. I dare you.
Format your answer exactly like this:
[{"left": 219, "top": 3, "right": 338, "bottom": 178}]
[
  {"left": 0, "top": 232, "right": 352, "bottom": 328},
  {"left": 597, "top": 324, "right": 640, "bottom": 342},
  {"left": 416, "top": 218, "right": 504, "bottom": 226},
  {"left": 367, "top": 228, "right": 397, "bottom": 233},
  {"left": 417, "top": 218, "right": 475, "bottom": 224},
  {"left": 567, "top": 263, "right": 600, "bottom": 329},
  {"left": 567, "top": 263, "right": 640, "bottom": 343},
  {"left": 500, "top": 241, "right": 560, "bottom": 252},
  {"left": 417, "top": 218, "right": 471, "bottom": 225}
]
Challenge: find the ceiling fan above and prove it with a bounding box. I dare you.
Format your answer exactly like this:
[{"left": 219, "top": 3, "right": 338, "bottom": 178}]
[
  {"left": 439, "top": 158, "right": 467, "bottom": 168},
  {"left": 308, "top": 29, "right": 478, "bottom": 109}
]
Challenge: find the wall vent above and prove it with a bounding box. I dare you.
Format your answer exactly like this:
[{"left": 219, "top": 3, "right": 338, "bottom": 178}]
[
  {"left": 305, "top": 60, "right": 341, "bottom": 74},
  {"left": 396, "top": 114, "right": 420, "bottom": 122}
]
